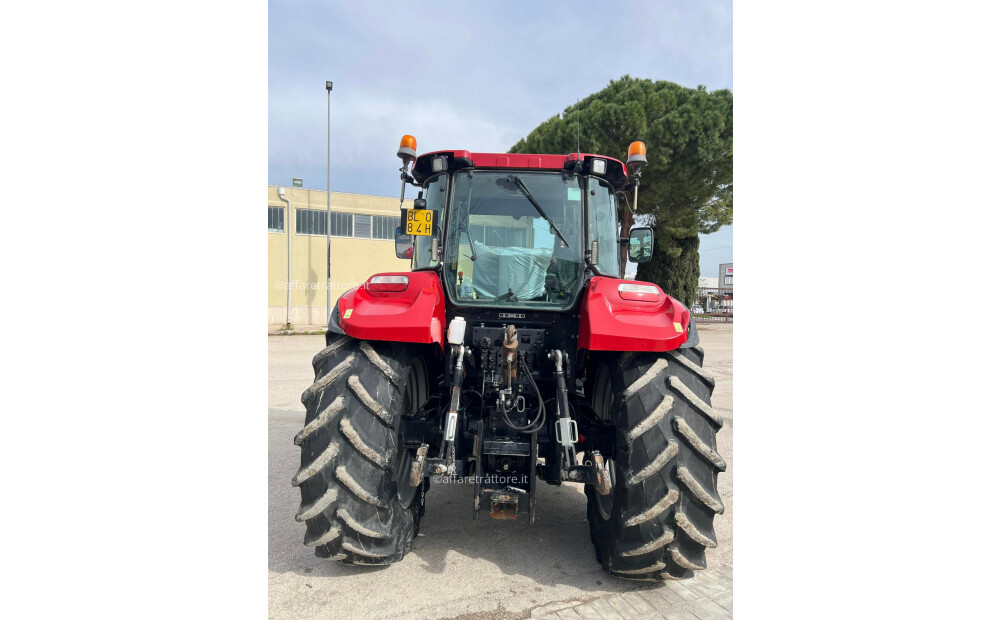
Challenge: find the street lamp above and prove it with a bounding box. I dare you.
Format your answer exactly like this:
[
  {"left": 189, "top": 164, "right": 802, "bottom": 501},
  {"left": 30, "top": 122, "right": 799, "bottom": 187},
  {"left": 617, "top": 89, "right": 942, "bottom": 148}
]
[
  {"left": 326, "top": 80, "right": 333, "bottom": 325},
  {"left": 277, "top": 187, "right": 292, "bottom": 330}
]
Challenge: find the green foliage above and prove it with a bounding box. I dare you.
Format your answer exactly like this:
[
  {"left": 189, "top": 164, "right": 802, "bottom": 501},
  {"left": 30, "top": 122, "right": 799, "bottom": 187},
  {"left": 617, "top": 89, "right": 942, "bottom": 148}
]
[
  {"left": 510, "top": 76, "right": 732, "bottom": 302},
  {"left": 638, "top": 234, "right": 701, "bottom": 309}
]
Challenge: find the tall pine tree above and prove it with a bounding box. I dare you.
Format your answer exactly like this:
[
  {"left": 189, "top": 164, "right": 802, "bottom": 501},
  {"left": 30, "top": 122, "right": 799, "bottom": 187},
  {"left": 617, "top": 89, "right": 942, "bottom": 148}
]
[{"left": 510, "top": 76, "right": 732, "bottom": 307}]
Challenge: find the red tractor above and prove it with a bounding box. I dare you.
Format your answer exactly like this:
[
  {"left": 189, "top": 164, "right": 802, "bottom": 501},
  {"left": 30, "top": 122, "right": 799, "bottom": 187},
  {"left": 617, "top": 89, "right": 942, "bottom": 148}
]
[{"left": 292, "top": 136, "right": 725, "bottom": 581}]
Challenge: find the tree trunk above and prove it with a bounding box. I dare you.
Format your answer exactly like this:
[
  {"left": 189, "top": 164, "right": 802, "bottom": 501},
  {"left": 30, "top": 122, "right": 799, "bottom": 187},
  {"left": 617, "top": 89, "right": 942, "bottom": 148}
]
[{"left": 635, "top": 234, "right": 700, "bottom": 309}]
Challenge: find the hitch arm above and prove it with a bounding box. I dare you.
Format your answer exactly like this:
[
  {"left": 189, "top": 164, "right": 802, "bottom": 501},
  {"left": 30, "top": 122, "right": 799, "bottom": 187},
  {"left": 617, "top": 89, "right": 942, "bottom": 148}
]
[
  {"left": 549, "top": 350, "right": 578, "bottom": 471},
  {"left": 438, "top": 344, "right": 466, "bottom": 473}
]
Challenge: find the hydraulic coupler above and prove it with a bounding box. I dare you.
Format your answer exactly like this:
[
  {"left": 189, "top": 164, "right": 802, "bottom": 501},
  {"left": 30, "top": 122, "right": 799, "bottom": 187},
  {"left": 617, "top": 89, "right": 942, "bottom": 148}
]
[{"left": 499, "top": 324, "right": 518, "bottom": 410}]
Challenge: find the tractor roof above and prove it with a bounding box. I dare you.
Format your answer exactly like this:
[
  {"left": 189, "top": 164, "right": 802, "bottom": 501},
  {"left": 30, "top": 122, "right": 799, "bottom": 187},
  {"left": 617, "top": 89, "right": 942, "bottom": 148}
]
[{"left": 412, "top": 150, "right": 629, "bottom": 189}]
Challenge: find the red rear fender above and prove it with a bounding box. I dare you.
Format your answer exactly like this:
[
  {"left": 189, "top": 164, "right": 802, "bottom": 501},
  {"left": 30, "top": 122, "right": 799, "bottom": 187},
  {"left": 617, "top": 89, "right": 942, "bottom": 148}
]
[
  {"left": 578, "top": 277, "right": 690, "bottom": 352},
  {"left": 337, "top": 272, "right": 446, "bottom": 350}
]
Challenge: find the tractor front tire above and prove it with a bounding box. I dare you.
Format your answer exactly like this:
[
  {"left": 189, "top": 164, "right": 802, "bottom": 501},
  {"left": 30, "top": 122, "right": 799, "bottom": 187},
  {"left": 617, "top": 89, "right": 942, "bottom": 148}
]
[
  {"left": 293, "top": 335, "right": 430, "bottom": 565},
  {"left": 586, "top": 347, "right": 726, "bottom": 580}
]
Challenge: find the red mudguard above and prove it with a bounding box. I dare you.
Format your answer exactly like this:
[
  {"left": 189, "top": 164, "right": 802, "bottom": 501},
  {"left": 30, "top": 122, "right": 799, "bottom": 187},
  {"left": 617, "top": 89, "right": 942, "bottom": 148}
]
[
  {"left": 578, "top": 276, "right": 691, "bottom": 352},
  {"left": 337, "top": 272, "right": 447, "bottom": 350}
]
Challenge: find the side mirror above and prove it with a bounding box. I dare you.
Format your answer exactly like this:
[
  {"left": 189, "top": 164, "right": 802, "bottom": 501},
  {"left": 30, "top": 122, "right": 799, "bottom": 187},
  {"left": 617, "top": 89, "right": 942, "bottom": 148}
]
[
  {"left": 628, "top": 226, "right": 654, "bottom": 263},
  {"left": 395, "top": 227, "right": 414, "bottom": 259}
]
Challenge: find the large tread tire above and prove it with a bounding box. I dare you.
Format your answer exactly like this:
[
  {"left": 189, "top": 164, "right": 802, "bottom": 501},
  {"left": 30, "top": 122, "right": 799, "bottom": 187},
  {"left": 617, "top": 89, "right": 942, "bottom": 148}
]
[
  {"left": 293, "top": 335, "right": 430, "bottom": 565},
  {"left": 585, "top": 346, "right": 726, "bottom": 581}
]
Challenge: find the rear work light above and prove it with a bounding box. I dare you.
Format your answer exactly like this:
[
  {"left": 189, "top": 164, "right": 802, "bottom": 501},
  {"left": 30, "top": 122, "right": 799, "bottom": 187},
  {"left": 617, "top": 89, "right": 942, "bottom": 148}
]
[
  {"left": 367, "top": 275, "right": 409, "bottom": 293},
  {"left": 618, "top": 283, "right": 660, "bottom": 302},
  {"left": 590, "top": 158, "right": 607, "bottom": 175}
]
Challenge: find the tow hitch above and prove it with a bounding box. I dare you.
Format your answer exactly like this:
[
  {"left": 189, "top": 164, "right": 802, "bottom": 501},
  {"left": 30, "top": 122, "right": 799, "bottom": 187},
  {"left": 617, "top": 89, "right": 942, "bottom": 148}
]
[{"left": 490, "top": 487, "right": 523, "bottom": 520}]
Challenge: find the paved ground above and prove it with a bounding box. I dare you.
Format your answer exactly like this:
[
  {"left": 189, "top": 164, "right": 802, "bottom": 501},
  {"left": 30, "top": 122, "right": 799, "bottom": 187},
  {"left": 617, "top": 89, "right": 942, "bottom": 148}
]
[{"left": 269, "top": 323, "right": 733, "bottom": 619}]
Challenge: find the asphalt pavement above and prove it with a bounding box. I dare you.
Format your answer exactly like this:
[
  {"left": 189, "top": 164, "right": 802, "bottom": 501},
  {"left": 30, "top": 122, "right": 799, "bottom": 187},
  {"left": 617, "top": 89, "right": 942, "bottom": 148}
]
[{"left": 268, "top": 324, "right": 733, "bottom": 619}]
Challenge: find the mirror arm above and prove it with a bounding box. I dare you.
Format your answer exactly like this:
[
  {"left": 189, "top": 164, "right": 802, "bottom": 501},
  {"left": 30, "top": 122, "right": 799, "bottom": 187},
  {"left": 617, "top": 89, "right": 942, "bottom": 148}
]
[
  {"left": 398, "top": 166, "right": 421, "bottom": 187},
  {"left": 623, "top": 168, "right": 643, "bottom": 191},
  {"left": 398, "top": 164, "right": 419, "bottom": 210},
  {"left": 623, "top": 169, "right": 641, "bottom": 214},
  {"left": 584, "top": 240, "right": 598, "bottom": 274}
]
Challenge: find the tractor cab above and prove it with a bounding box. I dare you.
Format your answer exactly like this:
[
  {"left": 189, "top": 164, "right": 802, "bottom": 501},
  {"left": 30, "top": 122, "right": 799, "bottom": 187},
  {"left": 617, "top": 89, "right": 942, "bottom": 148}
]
[{"left": 394, "top": 142, "right": 649, "bottom": 311}]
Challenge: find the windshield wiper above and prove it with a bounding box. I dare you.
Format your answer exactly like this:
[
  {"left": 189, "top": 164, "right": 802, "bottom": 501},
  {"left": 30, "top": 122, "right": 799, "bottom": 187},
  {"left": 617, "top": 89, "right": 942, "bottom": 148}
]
[
  {"left": 451, "top": 203, "right": 478, "bottom": 262},
  {"left": 512, "top": 176, "right": 572, "bottom": 250},
  {"left": 465, "top": 227, "right": 477, "bottom": 261}
]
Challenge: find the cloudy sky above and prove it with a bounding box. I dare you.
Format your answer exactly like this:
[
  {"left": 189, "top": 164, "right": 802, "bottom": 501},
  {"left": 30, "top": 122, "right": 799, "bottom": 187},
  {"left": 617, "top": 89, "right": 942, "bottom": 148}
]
[{"left": 269, "top": 0, "right": 732, "bottom": 276}]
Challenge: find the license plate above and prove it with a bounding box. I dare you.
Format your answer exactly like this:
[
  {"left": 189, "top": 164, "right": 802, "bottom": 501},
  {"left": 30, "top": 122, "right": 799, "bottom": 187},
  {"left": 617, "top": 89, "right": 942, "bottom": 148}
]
[{"left": 403, "top": 208, "right": 434, "bottom": 236}]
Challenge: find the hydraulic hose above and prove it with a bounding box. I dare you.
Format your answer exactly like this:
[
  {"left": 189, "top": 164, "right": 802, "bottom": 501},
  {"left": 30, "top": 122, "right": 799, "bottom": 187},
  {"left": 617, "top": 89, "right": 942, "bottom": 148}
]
[
  {"left": 462, "top": 389, "right": 485, "bottom": 418},
  {"left": 499, "top": 357, "right": 546, "bottom": 434}
]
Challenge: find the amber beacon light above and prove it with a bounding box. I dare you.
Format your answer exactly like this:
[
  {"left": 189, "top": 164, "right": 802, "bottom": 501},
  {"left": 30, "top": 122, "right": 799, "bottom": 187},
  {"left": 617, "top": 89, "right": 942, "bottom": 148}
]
[
  {"left": 626, "top": 141, "right": 647, "bottom": 173},
  {"left": 398, "top": 134, "right": 417, "bottom": 165}
]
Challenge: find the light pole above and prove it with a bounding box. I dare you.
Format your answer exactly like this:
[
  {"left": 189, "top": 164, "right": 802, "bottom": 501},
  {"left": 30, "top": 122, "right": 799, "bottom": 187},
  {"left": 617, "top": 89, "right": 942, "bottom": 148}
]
[
  {"left": 277, "top": 187, "right": 292, "bottom": 330},
  {"left": 326, "top": 80, "right": 333, "bottom": 324}
]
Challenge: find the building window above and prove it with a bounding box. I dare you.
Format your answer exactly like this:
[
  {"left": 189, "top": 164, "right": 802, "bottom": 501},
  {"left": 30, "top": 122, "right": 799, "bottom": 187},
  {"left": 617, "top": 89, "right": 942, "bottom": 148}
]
[
  {"left": 372, "top": 215, "right": 396, "bottom": 240},
  {"left": 268, "top": 206, "right": 284, "bottom": 232},
  {"left": 470, "top": 224, "right": 527, "bottom": 248},
  {"left": 331, "top": 212, "right": 353, "bottom": 237},
  {"left": 295, "top": 208, "right": 327, "bottom": 236},
  {"left": 724, "top": 275, "right": 733, "bottom": 285},
  {"left": 292, "top": 209, "right": 399, "bottom": 238},
  {"left": 296, "top": 209, "right": 355, "bottom": 237},
  {"left": 354, "top": 214, "right": 372, "bottom": 238}
]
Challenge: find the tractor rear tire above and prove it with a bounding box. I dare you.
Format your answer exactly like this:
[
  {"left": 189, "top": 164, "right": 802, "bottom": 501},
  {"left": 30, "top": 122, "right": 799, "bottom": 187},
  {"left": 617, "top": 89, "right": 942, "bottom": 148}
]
[
  {"left": 585, "top": 347, "right": 726, "bottom": 580},
  {"left": 293, "top": 335, "right": 431, "bottom": 565}
]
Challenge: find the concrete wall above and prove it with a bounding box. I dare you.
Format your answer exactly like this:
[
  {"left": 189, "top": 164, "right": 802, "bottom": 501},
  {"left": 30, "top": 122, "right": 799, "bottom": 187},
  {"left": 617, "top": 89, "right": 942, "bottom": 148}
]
[{"left": 268, "top": 185, "right": 413, "bottom": 326}]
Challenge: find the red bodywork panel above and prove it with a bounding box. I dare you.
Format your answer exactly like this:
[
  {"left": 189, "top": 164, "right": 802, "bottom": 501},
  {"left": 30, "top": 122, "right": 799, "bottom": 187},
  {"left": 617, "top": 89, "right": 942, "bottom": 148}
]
[
  {"left": 578, "top": 277, "right": 690, "bottom": 352},
  {"left": 337, "top": 272, "right": 447, "bottom": 350}
]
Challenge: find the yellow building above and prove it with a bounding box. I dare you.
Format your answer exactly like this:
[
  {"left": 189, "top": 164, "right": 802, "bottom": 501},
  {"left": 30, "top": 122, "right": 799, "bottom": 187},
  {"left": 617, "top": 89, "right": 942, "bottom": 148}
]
[{"left": 268, "top": 185, "right": 411, "bottom": 327}]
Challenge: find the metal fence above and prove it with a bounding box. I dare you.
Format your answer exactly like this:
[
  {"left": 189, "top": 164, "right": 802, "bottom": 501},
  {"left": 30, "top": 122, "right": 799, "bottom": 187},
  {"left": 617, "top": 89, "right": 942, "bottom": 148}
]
[{"left": 692, "top": 287, "right": 733, "bottom": 323}]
